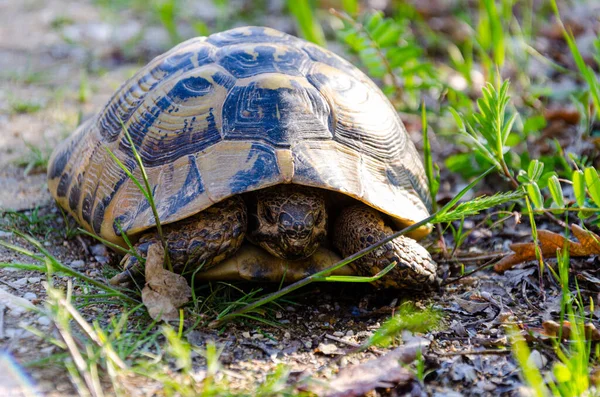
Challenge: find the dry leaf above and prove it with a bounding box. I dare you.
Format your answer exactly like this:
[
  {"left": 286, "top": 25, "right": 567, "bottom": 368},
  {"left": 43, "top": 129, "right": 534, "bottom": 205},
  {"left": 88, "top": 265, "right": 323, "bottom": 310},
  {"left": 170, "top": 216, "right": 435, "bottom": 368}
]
[
  {"left": 494, "top": 224, "right": 600, "bottom": 272},
  {"left": 142, "top": 244, "right": 192, "bottom": 321},
  {"left": 542, "top": 320, "right": 600, "bottom": 341},
  {"left": 544, "top": 108, "right": 581, "bottom": 125},
  {"left": 308, "top": 341, "right": 427, "bottom": 397}
]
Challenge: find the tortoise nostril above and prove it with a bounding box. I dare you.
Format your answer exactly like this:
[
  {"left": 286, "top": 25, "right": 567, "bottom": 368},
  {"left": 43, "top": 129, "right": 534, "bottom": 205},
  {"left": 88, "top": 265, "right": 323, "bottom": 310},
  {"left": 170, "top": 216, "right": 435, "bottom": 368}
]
[{"left": 293, "top": 222, "right": 303, "bottom": 231}]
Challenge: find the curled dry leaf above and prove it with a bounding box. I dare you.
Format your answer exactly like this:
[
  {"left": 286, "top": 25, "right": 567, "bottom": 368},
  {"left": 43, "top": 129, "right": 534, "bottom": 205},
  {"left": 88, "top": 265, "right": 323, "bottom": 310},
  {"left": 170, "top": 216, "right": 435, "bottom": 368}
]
[
  {"left": 494, "top": 224, "right": 600, "bottom": 272},
  {"left": 308, "top": 341, "right": 428, "bottom": 397},
  {"left": 141, "top": 244, "right": 192, "bottom": 321},
  {"left": 542, "top": 320, "right": 600, "bottom": 341}
]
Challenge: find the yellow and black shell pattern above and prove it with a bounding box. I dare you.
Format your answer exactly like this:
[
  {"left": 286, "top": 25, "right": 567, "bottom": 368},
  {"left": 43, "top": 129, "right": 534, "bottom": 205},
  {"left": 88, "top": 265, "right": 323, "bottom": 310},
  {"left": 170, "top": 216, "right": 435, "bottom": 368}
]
[{"left": 47, "top": 26, "right": 432, "bottom": 247}]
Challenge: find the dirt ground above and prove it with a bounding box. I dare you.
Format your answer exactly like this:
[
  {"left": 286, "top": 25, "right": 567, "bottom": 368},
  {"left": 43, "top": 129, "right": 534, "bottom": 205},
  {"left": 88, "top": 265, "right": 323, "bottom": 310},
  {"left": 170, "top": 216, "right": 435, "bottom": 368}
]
[{"left": 2, "top": 0, "right": 600, "bottom": 396}]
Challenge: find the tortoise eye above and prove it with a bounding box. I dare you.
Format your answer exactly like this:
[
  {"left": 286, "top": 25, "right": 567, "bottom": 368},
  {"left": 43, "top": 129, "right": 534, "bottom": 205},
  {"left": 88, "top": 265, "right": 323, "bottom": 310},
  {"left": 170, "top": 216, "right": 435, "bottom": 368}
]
[{"left": 279, "top": 212, "right": 293, "bottom": 228}]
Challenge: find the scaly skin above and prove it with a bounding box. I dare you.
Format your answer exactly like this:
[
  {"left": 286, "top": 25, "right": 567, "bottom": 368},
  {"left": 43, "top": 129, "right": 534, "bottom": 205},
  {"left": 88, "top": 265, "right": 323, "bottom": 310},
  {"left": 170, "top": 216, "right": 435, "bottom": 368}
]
[
  {"left": 248, "top": 185, "right": 327, "bottom": 261},
  {"left": 111, "top": 188, "right": 437, "bottom": 290},
  {"left": 333, "top": 204, "right": 438, "bottom": 290},
  {"left": 111, "top": 196, "right": 247, "bottom": 285}
]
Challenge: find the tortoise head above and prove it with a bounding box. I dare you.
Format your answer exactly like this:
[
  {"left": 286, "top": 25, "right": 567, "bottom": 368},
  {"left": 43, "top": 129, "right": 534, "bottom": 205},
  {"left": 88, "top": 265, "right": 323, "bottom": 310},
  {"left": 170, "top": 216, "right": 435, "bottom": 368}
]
[{"left": 249, "top": 185, "right": 327, "bottom": 260}]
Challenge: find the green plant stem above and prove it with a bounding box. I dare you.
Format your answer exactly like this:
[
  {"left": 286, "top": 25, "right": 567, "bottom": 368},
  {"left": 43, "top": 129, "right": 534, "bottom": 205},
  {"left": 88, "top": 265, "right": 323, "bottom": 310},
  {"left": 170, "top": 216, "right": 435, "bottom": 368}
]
[{"left": 117, "top": 120, "right": 172, "bottom": 271}]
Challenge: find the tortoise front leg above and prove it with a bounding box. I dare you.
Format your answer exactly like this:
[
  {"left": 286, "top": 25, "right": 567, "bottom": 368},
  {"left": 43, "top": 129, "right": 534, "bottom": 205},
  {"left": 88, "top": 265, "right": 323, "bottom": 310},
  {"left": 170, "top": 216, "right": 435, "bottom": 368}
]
[
  {"left": 110, "top": 196, "right": 247, "bottom": 286},
  {"left": 332, "top": 204, "right": 438, "bottom": 290}
]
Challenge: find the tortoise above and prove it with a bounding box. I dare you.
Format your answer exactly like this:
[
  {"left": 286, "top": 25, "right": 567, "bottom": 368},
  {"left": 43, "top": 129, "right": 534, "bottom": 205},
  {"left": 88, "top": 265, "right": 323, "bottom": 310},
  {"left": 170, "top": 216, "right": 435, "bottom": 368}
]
[{"left": 47, "top": 26, "right": 437, "bottom": 290}]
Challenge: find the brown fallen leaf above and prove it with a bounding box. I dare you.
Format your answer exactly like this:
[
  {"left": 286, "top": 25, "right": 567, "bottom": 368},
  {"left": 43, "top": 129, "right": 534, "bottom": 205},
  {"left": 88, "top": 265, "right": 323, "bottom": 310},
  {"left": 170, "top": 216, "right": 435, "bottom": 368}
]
[
  {"left": 141, "top": 244, "right": 192, "bottom": 321},
  {"left": 544, "top": 108, "right": 581, "bottom": 125},
  {"left": 307, "top": 341, "right": 428, "bottom": 397},
  {"left": 494, "top": 224, "right": 600, "bottom": 272},
  {"left": 542, "top": 320, "right": 600, "bottom": 341}
]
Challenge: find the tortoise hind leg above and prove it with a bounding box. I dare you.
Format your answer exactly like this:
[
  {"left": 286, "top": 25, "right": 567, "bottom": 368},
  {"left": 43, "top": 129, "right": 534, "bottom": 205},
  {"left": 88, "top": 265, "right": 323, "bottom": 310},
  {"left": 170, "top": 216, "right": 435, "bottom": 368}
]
[
  {"left": 332, "top": 204, "right": 438, "bottom": 290},
  {"left": 110, "top": 196, "right": 247, "bottom": 286}
]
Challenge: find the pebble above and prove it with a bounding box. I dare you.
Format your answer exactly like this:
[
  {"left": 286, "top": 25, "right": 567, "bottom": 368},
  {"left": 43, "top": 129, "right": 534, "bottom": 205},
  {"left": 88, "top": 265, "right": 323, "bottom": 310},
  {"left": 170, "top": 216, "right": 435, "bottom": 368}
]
[
  {"left": 303, "top": 340, "right": 312, "bottom": 349},
  {"left": 40, "top": 346, "right": 55, "bottom": 355},
  {"left": 283, "top": 332, "right": 291, "bottom": 339},
  {"left": 242, "top": 331, "right": 251, "bottom": 339},
  {"left": 70, "top": 260, "right": 85, "bottom": 269},
  {"left": 13, "top": 278, "right": 28, "bottom": 287},
  {"left": 528, "top": 350, "right": 547, "bottom": 369},
  {"left": 37, "top": 316, "right": 51, "bottom": 326},
  {"left": 7, "top": 306, "right": 27, "bottom": 317},
  {"left": 0, "top": 231, "right": 13, "bottom": 237},
  {"left": 91, "top": 244, "right": 108, "bottom": 256},
  {"left": 23, "top": 292, "right": 37, "bottom": 301},
  {"left": 275, "top": 311, "right": 282, "bottom": 319},
  {"left": 333, "top": 331, "right": 344, "bottom": 337},
  {"left": 317, "top": 343, "right": 339, "bottom": 355},
  {"left": 345, "top": 330, "right": 354, "bottom": 337},
  {"left": 28, "top": 277, "right": 41, "bottom": 284},
  {"left": 95, "top": 255, "right": 109, "bottom": 264},
  {"left": 252, "top": 333, "right": 264, "bottom": 340}
]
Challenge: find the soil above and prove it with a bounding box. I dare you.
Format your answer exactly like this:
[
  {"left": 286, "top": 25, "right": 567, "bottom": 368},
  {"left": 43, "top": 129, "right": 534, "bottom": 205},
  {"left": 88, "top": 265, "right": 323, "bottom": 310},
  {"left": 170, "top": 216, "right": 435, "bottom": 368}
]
[{"left": 1, "top": 1, "right": 600, "bottom": 396}]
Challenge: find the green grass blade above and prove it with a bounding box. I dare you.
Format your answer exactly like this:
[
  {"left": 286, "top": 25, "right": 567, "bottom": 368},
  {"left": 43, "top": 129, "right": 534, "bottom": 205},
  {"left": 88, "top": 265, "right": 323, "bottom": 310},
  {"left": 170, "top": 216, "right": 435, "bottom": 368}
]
[
  {"left": 287, "top": 0, "right": 326, "bottom": 46},
  {"left": 315, "top": 261, "right": 397, "bottom": 283}
]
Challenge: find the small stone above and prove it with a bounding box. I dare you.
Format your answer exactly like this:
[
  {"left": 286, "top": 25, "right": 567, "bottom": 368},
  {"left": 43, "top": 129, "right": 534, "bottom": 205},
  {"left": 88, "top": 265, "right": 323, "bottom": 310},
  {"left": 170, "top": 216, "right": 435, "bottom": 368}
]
[
  {"left": 91, "top": 244, "right": 108, "bottom": 256},
  {"left": 94, "top": 255, "right": 109, "bottom": 264},
  {"left": 37, "top": 316, "right": 52, "bottom": 326},
  {"left": 0, "top": 231, "right": 13, "bottom": 238},
  {"left": 303, "top": 340, "right": 312, "bottom": 349},
  {"left": 242, "top": 331, "right": 251, "bottom": 339},
  {"left": 40, "top": 346, "right": 56, "bottom": 354},
  {"left": 7, "top": 306, "right": 27, "bottom": 317},
  {"left": 285, "top": 306, "right": 296, "bottom": 312},
  {"left": 345, "top": 330, "right": 354, "bottom": 337},
  {"left": 252, "top": 333, "right": 264, "bottom": 339},
  {"left": 317, "top": 343, "right": 339, "bottom": 355},
  {"left": 13, "top": 278, "right": 28, "bottom": 287},
  {"left": 43, "top": 241, "right": 51, "bottom": 247},
  {"left": 528, "top": 350, "right": 547, "bottom": 369},
  {"left": 333, "top": 331, "right": 344, "bottom": 337},
  {"left": 275, "top": 311, "right": 282, "bottom": 319},
  {"left": 28, "top": 277, "right": 41, "bottom": 284},
  {"left": 23, "top": 292, "right": 37, "bottom": 301},
  {"left": 70, "top": 260, "right": 85, "bottom": 269},
  {"left": 283, "top": 332, "right": 291, "bottom": 339}
]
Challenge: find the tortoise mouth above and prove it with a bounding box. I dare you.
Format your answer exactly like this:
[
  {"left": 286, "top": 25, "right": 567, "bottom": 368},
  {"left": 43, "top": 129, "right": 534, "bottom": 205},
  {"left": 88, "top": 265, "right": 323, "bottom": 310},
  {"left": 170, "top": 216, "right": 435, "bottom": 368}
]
[{"left": 260, "top": 240, "right": 319, "bottom": 261}]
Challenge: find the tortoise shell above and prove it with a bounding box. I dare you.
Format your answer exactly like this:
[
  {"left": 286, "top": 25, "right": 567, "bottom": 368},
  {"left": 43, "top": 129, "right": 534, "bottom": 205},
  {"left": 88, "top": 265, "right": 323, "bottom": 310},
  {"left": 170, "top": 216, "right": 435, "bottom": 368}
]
[{"left": 47, "top": 26, "right": 431, "bottom": 247}]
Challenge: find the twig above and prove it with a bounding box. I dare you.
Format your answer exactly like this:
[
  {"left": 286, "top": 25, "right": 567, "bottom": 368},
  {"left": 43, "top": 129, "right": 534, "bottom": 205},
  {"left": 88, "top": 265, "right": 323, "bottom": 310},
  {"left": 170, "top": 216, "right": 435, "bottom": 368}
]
[{"left": 436, "top": 349, "right": 510, "bottom": 356}]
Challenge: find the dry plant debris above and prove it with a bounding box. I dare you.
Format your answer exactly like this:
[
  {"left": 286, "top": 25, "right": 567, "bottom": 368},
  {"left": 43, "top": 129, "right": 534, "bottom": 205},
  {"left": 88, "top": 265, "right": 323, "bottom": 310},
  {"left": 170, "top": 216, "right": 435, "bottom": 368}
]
[
  {"left": 308, "top": 341, "right": 428, "bottom": 397},
  {"left": 494, "top": 224, "right": 600, "bottom": 272},
  {"left": 141, "top": 244, "right": 192, "bottom": 321}
]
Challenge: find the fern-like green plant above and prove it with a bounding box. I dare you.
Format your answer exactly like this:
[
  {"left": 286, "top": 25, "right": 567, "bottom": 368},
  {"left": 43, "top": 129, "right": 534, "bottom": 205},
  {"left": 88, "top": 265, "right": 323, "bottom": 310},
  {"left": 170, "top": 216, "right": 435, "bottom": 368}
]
[
  {"left": 333, "top": 9, "right": 436, "bottom": 108},
  {"left": 449, "top": 80, "right": 519, "bottom": 187}
]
